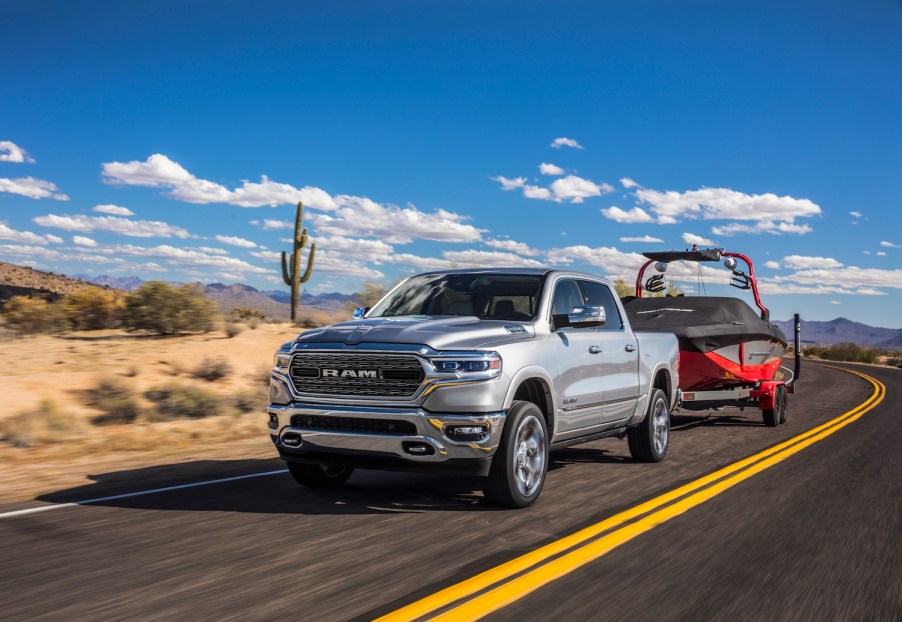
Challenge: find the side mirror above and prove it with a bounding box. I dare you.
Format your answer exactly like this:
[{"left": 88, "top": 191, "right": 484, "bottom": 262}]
[
  {"left": 352, "top": 306, "right": 370, "bottom": 320},
  {"left": 552, "top": 305, "right": 606, "bottom": 330}
]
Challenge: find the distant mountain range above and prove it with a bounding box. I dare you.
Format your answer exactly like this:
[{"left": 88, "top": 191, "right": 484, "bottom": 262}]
[{"left": 772, "top": 317, "right": 902, "bottom": 350}]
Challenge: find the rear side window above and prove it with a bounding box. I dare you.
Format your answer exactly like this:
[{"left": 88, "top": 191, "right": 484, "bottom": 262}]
[{"left": 578, "top": 280, "right": 623, "bottom": 331}]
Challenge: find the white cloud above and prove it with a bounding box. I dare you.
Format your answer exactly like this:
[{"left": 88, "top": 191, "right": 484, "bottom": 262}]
[
  {"left": 315, "top": 252, "right": 385, "bottom": 279},
  {"left": 549, "top": 175, "right": 613, "bottom": 203},
  {"left": 33, "top": 214, "right": 193, "bottom": 239},
  {"left": 215, "top": 234, "right": 257, "bottom": 248},
  {"left": 257, "top": 218, "right": 292, "bottom": 230},
  {"left": 765, "top": 261, "right": 781, "bottom": 269},
  {"left": 441, "top": 249, "right": 543, "bottom": 268},
  {"left": 771, "top": 266, "right": 902, "bottom": 291},
  {"left": 0, "top": 223, "right": 63, "bottom": 245},
  {"left": 250, "top": 250, "right": 281, "bottom": 262},
  {"left": 550, "top": 137, "right": 583, "bottom": 149},
  {"left": 100, "top": 243, "right": 271, "bottom": 274},
  {"left": 386, "top": 253, "right": 455, "bottom": 271},
  {"left": 0, "top": 141, "right": 35, "bottom": 163},
  {"left": 546, "top": 245, "right": 646, "bottom": 279},
  {"left": 601, "top": 206, "right": 654, "bottom": 223},
  {"left": 308, "top": 196, "right": 482, "bottom": 244},
  {"left": 195, "top": 246, "right": 230, "bottom": 255},
  {"left": 782, "top": 255, "right": 843, "bottom": 269},
  {"left": 0, "top": 176, "right": 69, "bottom": 200},
  {"left": 880, "top": 240, "right": 899, "bottom": 248},
  {"left": 619, "top": 235, "right": 664, "bottom": 244},
  {"left": 485, "top": 238, "right": 540, "bottom": 256},
  {"left": 539, "top": 163, "right": 564, "bottom": 176},
  {"left": 849, "top": 211, "right": 862, "bottom": 218},
  {"left": 830, "top": 300, "right": 841, "bottom": 305},
  {"left": 93, "top": 204, "right": 134, "bottom": 216},
  {"left": 72, "top": 236, "right": 97, "bottom": 247},
  {"left": 682, "top": 233, "right": 716, "bottom": 246},
  {"left": 523, "top": 185, "right": 553, "bottom": 200},
  {"left": 314, "top": 236, "right": 394, "bottom": 260},
  {"left": 635, "top": 187, "right": 820, "bottom": 233},
  {"left": 877, "top": 251, "right": 887, "bottom": 257},
  {"left": 620, "top": 177, "right": 639, "bottom": 189},
  {"left": 101, "top": 153, "right": 338, "bottom": 209},
  {"left": 493, "top": 175, "right": 526, "bottom": 191}
]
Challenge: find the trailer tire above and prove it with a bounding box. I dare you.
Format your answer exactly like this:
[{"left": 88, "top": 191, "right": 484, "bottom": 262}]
[
  {"left": 762, "top": 384, "right": 787, "bottom": 427},
  {"left": 482, "top": 401, "right": 548, "bottom": 508},
  {"left": 628, "top": 388, "right": 669, "bottom": 462},
  {"left": 777, "top": 384, "right": 788, "bottom": 424},
  {"left": 287, "top": 462, "right": 354, "bottom": 488}
]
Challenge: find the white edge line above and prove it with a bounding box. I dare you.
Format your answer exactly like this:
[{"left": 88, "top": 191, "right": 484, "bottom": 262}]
[{"left": 0, "top": 469, "right": 288, "bottom": 520}]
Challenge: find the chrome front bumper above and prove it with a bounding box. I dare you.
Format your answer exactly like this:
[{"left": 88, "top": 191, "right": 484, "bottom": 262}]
[{"left": 268, "top": 402, "right": 506, "bottom": 465}]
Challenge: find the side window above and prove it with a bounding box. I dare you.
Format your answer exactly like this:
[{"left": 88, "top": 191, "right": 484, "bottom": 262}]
[
  {"left": 551, "top": 279, "right": 585, "bottom": 315},
  {"left": 578, "top": 280, "right": 623, "bottom": 331}
]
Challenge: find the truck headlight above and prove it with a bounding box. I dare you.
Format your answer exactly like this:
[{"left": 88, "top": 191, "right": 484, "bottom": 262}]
[
  {"left": 273, "top": 353, "right": 291, "bottom": 371},
  {"left": 429, "top": 352, "right": 502, "bottom": 379}
]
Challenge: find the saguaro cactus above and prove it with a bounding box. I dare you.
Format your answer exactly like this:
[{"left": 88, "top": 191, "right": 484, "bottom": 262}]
[{"left": 281, "top": 201, "right": 316, "bottom": 323}]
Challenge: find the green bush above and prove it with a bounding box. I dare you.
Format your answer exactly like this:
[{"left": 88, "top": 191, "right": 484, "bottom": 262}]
[
  {"left": 145, "top": 383, "right": 218, "bottom": 420},
  {"left": 64, "top": 287, "right": 124, "bottom": 330},
  {"left": 2, "top": 296, "right": 69, "bottom": 335},
  {"left": 82, "top": 379, "right": 142, "bottom": 425},
  {"left": 192, "top": 357, "right": 233, "bottom": 382},
  {"left": 803, "top": 342, "right": 880, "bottom": 364},
  {"left": 122, "top": 282, "right": 219, "bottom": 335}
]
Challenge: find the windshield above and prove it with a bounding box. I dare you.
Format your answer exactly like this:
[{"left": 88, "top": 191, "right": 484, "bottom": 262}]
[{"left": 368, "top": 273, "right": 546, "bottom": 321}]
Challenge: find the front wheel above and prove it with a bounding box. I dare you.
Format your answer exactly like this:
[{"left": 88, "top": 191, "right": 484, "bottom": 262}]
[
  {"left": 482, "top": 401, "right": 548, "bottom": 508},
  {"left": 627, "top": 388, "right": 669, "bottom": 462},
  {"left": 287, "top": 462, "right": 354, "bottom": 488}
]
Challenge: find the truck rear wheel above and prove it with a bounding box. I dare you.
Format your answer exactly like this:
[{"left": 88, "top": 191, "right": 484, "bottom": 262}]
[
  {"left": 627, "top": 388, "right": 669, "bottom": 462},
  {"left": 482, "top": 401, "right": 548, "bottom": 508},
  {"left": 287, "top": 462, "right": 354, "bottom": 488}
]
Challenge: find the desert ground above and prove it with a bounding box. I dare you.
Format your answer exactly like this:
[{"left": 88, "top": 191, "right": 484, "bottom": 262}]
[{"left": 0, "top": 322, "right": 301, "bottom": 502}]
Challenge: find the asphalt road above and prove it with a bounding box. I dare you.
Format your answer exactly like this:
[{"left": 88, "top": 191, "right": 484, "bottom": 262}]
[{"left": 1, "top": 361, "right": 899, "bottom": 621}]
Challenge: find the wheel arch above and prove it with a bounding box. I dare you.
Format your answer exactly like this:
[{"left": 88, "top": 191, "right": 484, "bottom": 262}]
[{"left": 503, "top": 368, "right": 555, "bottom": 435}]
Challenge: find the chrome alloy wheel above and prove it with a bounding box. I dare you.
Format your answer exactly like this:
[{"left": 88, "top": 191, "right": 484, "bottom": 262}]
[
  {"left": 652, "top": 396, "right": 669, "bottom": 456},
  {"left": 512, "top": 414, "right": 546, "bottom": 497}
]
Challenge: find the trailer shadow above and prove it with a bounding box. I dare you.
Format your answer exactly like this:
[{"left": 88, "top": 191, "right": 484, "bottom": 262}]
[{"left": 671, "top": 411, "right": 765, "bottom": 430}]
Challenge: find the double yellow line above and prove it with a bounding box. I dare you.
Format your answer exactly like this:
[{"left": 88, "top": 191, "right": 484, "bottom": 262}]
[{"left": 378, "top": 367, "right": 885, "bottom": 622}]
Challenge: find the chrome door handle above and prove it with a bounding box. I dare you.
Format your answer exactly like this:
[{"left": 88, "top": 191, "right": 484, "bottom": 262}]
[
  {"left": 588, "top": 345, "right": 602, "bottom": 354},
  {"left": 624, "top": 344, "right": 637, "bottom": 352}
]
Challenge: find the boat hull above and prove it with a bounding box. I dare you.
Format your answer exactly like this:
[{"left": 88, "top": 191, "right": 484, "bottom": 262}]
[{"left": 678, "top": 339, "right": 785, "bottom": 391}]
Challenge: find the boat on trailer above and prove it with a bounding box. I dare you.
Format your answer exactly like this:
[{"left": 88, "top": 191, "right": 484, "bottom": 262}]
[{"left": 621, "top": 246, "right": 801, "bottom": 427}]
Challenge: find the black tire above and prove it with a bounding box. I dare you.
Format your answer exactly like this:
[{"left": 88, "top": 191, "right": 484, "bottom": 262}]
[
  {"left": 777, "top": 384, "right": 789, "bottom": 424},
  {"left": 762, "top": 384, "right": 786, "bottom": 427},
  {"left": 482, "top": 401, "right": 548, "bottom": 508},
  {"left": 627, "top": 388, "right": 669, "bottom": 462},
  {"left": 287, "top": 461, "right": 354, "bottom": 488}
]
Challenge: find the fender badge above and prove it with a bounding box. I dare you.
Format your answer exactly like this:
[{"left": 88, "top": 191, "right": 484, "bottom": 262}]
[{"left": 505, "top": 325, "right": 527, "bottom": 334}]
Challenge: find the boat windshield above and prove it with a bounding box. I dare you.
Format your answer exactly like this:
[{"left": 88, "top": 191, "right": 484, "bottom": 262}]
[{"left": 368, "top": 273, "right": 545, "bottom": 321}]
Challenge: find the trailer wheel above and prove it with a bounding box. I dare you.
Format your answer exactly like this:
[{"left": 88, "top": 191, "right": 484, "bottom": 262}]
[
  {"left": 482, "top": 401, "right": 548, "bottom": 508},
  {"left": 762, "top": 384, "right": 787, "bottom": 428},
  {"left": 628, "top": 388, "right": 669, "bottom": 462},
  {"left": 777, "top": 384, "right": 788, "bottom": 424},
  {"left": 287, "top": 462, "right": 354, "bottom": 488}
]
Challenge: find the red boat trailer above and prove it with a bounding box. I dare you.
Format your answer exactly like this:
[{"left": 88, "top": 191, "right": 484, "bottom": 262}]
[{"left": 631, "top": 246, "right": 802, "bottom": 427}]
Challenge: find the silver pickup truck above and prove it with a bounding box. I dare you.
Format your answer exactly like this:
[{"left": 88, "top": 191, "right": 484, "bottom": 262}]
[{"left": 268, "top": 268, "right": 679, "bottom": 507}]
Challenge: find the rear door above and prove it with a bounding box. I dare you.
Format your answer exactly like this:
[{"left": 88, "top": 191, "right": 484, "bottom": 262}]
[{"left": 578, "top": 280, "right": 640, "bottom": 423}]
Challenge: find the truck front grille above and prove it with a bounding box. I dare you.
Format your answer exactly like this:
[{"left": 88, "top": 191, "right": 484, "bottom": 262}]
[
  {"left": 288, "top": 353, "right": 425, "bottom": 397},
  {"left": 290, "top": 415, "right": 418, "bottom": 436}
]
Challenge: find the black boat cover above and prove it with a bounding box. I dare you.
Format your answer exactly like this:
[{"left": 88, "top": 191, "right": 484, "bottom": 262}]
[
  {"left": 622, "top": 296, "right": 787, "bottom": 352},
  {"left": 642, "top": 248, "right": 723, "bottom": 263}
]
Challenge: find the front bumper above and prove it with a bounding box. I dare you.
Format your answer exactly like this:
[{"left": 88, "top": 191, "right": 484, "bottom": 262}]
[{"left": 268, "top": 402, "right": 505, "bottom": 475}]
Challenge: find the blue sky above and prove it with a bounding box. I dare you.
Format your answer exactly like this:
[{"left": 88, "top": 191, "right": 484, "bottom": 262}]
[{"left": 1, "top": 1, "right": 900, "bottom": 326}]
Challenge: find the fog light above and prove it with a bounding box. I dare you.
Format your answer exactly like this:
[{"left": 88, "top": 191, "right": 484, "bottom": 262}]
[
  {"left": 402, "top": 441, "right": 435, "bottom": 456},
  {"left": 282, "top": 432, "right": 303, "bottom": 448},
  {"left": 268, "top": 413, "right": 279, "bottom": 429},
  {"left": 446, "top": 425, "right": 487, "bottom": 441}
]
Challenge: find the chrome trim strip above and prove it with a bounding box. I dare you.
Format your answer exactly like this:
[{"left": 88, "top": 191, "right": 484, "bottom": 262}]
[{"left": 562, "top": 394, "right": 640, "bottom": 412}]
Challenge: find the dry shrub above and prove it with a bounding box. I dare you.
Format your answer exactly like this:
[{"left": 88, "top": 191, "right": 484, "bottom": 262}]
[
  {"left": 232, "top": 388, "right": 266, "bottom": 413},
  {"left": 1, "top": 399, "right": 68, "bottom": 447},
  {"left": 122, "top": 282, "right": 219, "bottom": 335},
  {"left": 2, "top": 296, "right": 69, "bottom": 335},
  {"left": 247, "top": 317, "right": 260, "bottom": 330},
  {"left": 83, "top": 379, "right": 142, "bottom": 425},
  {"left": 192, "top": 357, "right": 233, "bottom": 382},
  {"left": 296, "top": 309, "right": 337, "bottom": 328},
  {"left": 64, "top": 287, "right": 124, "bottom": 330},
  {"left": 145, "top": 383, "right": 218, "bottom": 420},
  {"left": 225, "top": 322, "right": 243, "bottom": 338}
]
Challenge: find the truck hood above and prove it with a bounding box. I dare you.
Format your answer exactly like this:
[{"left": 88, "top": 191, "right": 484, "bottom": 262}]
[{"left": 294, "top": 315, "right": 535, "bottom": 350}]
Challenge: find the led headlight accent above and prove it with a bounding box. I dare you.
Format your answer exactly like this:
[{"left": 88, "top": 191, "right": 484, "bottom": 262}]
[{"left": 429, "top": 352, "right": 502, "bottom": 380}]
